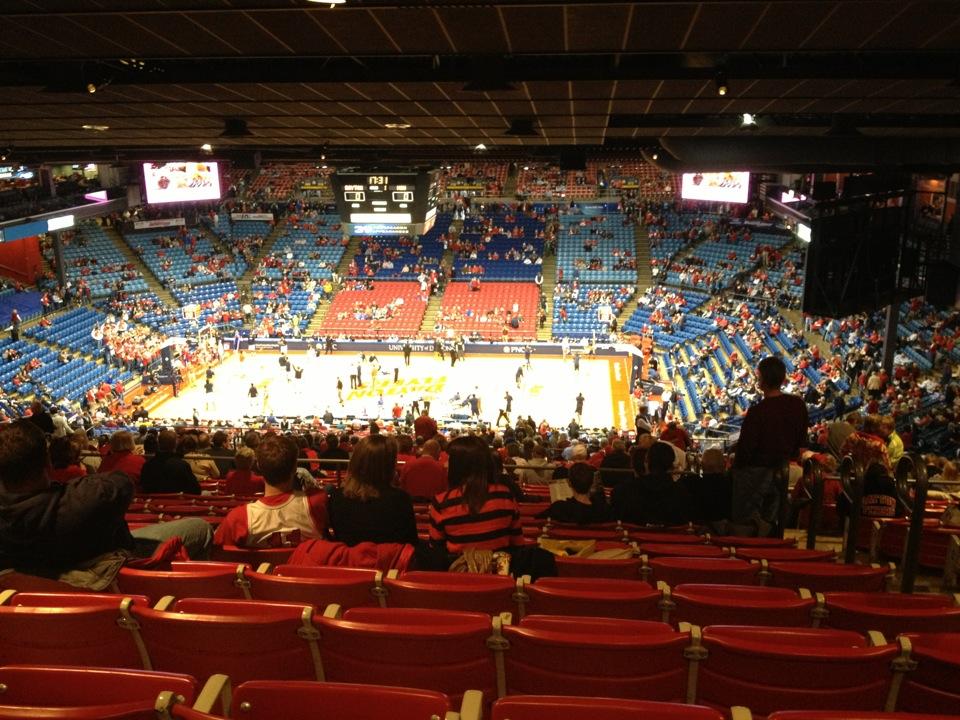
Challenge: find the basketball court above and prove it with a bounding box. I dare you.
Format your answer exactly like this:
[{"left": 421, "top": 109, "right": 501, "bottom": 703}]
[{"left": 152, "top": 349, "right": 635, "bottom": 430}]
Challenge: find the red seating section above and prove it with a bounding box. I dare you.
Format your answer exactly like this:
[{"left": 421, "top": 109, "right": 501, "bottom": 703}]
[
  {"left": 898, "top": 632, "right": 960, "bottom": 713},
  {"left": 523, "top": 577, "right": 661, "bottom": 620},
  {"left": 765, "top": 562, "right": 890, "bottom": 593},
  {"left": 649, "top": 558, "right": 760, "bottom": 587},
  {"left": 668, "top": 585, "right": 816, "bottom": 628},
  {"left": 820, "top": 592, "right": 960, "bottom": 637},
  {"left": 492, "top": 696, "right": 727, "bottom": 720},
  {"left": 383, "top": 570, "right": 519, "bottom": 616},
  {"left": 436, "top": 282, "right": 540, "bottom": 340},
  {"left": 320, "top": 281, "right": 426, "bottom": 337}
]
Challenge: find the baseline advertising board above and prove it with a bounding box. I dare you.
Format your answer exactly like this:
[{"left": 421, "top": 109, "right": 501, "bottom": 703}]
[
  {"left": 143, "top": 162, "right": 222, "bottom": 204},
  {"left": 681, "top": 171, "right": 751, "bottom": 204}
]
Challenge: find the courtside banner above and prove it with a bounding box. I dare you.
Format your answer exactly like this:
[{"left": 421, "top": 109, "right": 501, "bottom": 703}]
[
  {"left": 230, "top": 213, "right": 274, "bottom": 221},
  {"left": 132, "top": 218, "right": 186, "bottom": 230}
]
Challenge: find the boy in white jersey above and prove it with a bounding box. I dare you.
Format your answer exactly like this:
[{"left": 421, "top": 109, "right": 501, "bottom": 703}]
[{"left": 214, "top": 434, "right": 328, "bottom": 547}]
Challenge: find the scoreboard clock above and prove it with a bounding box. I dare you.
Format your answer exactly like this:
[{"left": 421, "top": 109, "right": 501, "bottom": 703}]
[{"left": 331, "top": 169, "right": 439, "bottom": 234}]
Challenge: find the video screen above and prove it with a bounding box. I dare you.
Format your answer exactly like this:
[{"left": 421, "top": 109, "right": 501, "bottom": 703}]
[
  {"left": 142, "top": 162, "right": 221, "bottom": 204},
  {"left": 681, "top": 171, "right": 750, "bottom": 204}
]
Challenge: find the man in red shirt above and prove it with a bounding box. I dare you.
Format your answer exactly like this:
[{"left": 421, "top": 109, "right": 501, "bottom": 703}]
[
  {"left": 400, "top": 440, "right": 447, "bottom": 501},
  {"left": 214, "top": 435, "right": 327, "bottom": 548},
  {"left": 413, "top": 410, "right": 438, "bottom": 441}
]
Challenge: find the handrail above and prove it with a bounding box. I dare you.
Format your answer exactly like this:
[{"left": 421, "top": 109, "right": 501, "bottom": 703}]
[
  {"left": 894, "top": 453, "right": 929, "bottom": 594},
  {"left": 838, "top": 455, "right": 864, "bottom": 564},
  {"left": 802, "top": 458, "right": 825, "bottom": 550}
]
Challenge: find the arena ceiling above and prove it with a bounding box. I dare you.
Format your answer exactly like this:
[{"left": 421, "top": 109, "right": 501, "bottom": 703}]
[{"left": 1, "top": 0, "right": 960, "bottom": 164}]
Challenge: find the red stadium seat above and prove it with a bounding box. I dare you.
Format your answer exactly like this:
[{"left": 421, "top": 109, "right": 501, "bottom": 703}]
[
  {"left": 898, "top": 633, "right": 960, "bottom": 714},
  {"left": 501, "top": 615, "right": 693, "bottom": 701},
  {"left": 437, "top": 282, "right": 540, "bottom": 340},
  {"left": 819, "top": 592, "right": 960, "bottom": 637},
  {"left": 765, "top": 562, "right": 892, "bottom": 592},
  {"left": 0, "top": 592, "right": 150, "bottom": 669},
  {"left": 248, "top": 566, "right": 386, "bottom": 609},
  {"left": 732, "top": 548, "right": 836, "bottom": 563},
  {"left": 629, "top": 532, "right": 707, "bottom": 545},
  {"left": 640, "top": 544, "right": 728, "bottom": 559},
  {"left": 0, "top": 665, "right": 197, "bottom": 720},
  {"left": 556, "top": 555, "right": 644, "bottom": 580},
  {"left": 522, "top": 577, "right": 661, "bottom": 620},
  {"left": 541, "top": 527, "right": 629, "bottom": 542},
  {"left": 157, "top": 681, "right": 483, "bottom": 720},
  {"left": 709, "top": 536, "right": 797, "bottom": 549},
  {"left": 769, "top": 713, "right": 959, "bottom": 720},
  {"left": 211, "top": 545, "right": 295, "bottom": 566},
  {"left": 319, "top": 606, "right": 500, "bottom": 705},
  {"left": 113, "top": 564, "right": 252, "bottom": 602},
  {"left": 320, "top": 282, "right": 428, "bottom": 337},
  {"left": 492, "top": 696, "right": 731, "bottom": 720},
  {"left": 667, "top": 584, "right": 816, "bottom": 627},
  {"left": 383, "top": 570, "right": 522, "bottom": 616},
  {"left": 648, "top": 558, "right": 760, "bottom": 586},
  {"left": 129, "top": 597, "right": 325, "bottom": 684},
  {"left": 698, "top": 626, "right": 907, "bottom": 715}
]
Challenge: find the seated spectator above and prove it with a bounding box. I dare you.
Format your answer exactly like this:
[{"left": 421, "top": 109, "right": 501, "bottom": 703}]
[
  {"left": 0, "top": 420, "right": 211, "bottom": 579},
  {"left": 327, "top": 435, "right": 418, "bottom": 547},
  {"left": 26, "top": 401, "right": 55, "bottom": 435},
  {"left": 98, "top": 431, "right": 146, "bottom": 487},
  {"left": 838, "top": 463, "right": 900, "bottom": 521},
  {"left": 48, "top": 436, "right": 87, "bottom": 484},
  {"left": 681, "top": 448, "right": 732, "bottom": 524},
  {"left": 429, "top": 435, "right": 522, "bottom": 553},
  {"left": 222, "top": 447, "right": 265, "bottom": 496},
  {"left": 414, "top": 410, "right": 438, "bottom": 441},
  {"left": 599, "top": 439, "right": 632, "bottom": 487},
  {"left": 141, "top": 430, "right": 201, "bottom": 495},
  {"left": 400, "top": 439, "right": 447, "bottom": 501},
  {"left": 536, "top": 462, "right": 612, "bottom": 525},
  {"left": 517, "top": 444, "right": 554, "bottom": 484},
  {"left": 182, "top": 434, "right": 220, "bottom": 482},
  {"left": 612, "top": 441, "right": 691, "bottom": 526},
  {"left": 207, "top": 430, "right": 236, "bottom": 477},
  {"left": 839, "top": 414, "right": 892, "bottom": 475},
  {"left": 215, "top": 434, "right": 327, "bottom": 548},
  {"left": 505, "top": 441, "right": 528, "bottom": 480},
  {"left": 319, "top": 434, "right": 349, "bottom": 473}
]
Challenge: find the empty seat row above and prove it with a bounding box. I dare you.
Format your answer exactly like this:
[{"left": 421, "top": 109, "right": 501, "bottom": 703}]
[{"left": 1, "top": 591, "right": 955, "bottom": 716}]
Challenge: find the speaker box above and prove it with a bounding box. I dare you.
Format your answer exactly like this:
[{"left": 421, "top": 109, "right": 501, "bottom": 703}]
[{"left": 559, "top": 150, "right": 587, "bottom": 171}]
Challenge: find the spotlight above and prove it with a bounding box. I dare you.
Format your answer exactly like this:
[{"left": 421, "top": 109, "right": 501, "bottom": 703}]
[
  {"left": 200, "top": 143, "right": 213, "bottom": 153},
  {"left": 651, "top": 152, "right": 660, "bottom": 161},
  {"left": 474, "top": 143, "right": 488, "bottom": 151},
  {"left": 86, "top": 83, "right": 98, "bottom": 94},
  {"left": 715, "top": 72, "right": 729, "bottom": 97},
  {"left": 740, "top": 112, "right": 757, "bottom": 128}
]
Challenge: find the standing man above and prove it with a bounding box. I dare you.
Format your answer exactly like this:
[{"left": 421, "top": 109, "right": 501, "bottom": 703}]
[
  {"left": 9, "top": 309, "right": 20, "bottom": 341},
  {"left": 573, "top": 352, "right": 581, "bottom": 372},
  {"left": 325, "top": 336, "right": 334, "bottom": 355},
  {"left": 449, "top": 345, "right": 459, "bottom": 368},
  {"left": 402, "top": 341, "right": 412, "bottom": 366},
  {"left": 523, "top": 345, "right": 533, "bottom": 370},
  {"left": 393, "top": 366, "right": 400, "bottom": 383},
  {"left": 336, "top": 377, "right": 344, "bottom": 404},
  {"left": 515, "top": 364, "right": 524, "bottom": 389},
  {"left": 355, "top": 358, "right": 364, "bottom": 388},
  {"left": 732, "top": 356, "right": 809, "bottom": 536},
  {"left": 575, "top": 392, "right": 585, "bottom": 422},
  {"left": 467, "top": 392, "right": 481, "bottom": 420},
  {"left": 496, "top": 390, "right": 513, "bottom": 427}
]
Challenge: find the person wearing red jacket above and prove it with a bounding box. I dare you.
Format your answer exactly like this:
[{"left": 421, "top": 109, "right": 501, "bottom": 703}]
[{"left": 98, "top": 431, "right": 146, "bottom": 487}]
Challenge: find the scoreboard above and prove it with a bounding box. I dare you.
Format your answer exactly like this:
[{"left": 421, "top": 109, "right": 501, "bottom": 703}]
[{"left": 331, "top": 170, "right": 440, "bottom": 235}]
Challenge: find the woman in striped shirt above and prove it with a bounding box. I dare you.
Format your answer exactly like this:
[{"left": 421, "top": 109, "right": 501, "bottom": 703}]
[{"left": 429, "top": 435, "right": 523, "bottom": 553}]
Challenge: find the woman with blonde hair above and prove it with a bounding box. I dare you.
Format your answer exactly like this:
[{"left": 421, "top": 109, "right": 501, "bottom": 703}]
[
  {"left": 98, "top": 430, "right": 146, "bottom": 486},
  {"left": 327, "top": 434, "right": 418, "bottom": 546}
]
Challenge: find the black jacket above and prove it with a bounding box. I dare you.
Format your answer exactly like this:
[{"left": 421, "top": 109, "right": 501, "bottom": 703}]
[
  {"left": 0, "top": 472, "right": 134, "bottom": 573},
  {"left": 537, "top": 497, "right": 613, "bottom": 525},
  {"left": 611, "top": 473, "right": 691, "bottom": 527},
  {"left": 327, "top": 486, "right": 418, "bottom": 547},
  {"left": 141, "top": 453, "right": 201, "bottom": 494}
]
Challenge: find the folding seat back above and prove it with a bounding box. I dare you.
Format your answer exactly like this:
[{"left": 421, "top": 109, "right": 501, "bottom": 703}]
[
  {"left": 384, "top": 571, "right": 521, "bottom": 616},
  {"left": 628, "top": 532, "right": 707, "bottom": 545},
  {"left": 130, "top": 598, "right": 325, "bottom": 684},
  {"left": 540, "top": 527, "right": 628, "bottom": 542},
  {"left": 733, "top": 548, "right": 835, "bottom": 563},
  {"left": 523, "top": 577, "right": 661, "bottom": 620},
  {"left": 820, "top": 592, "right": 960, "bottom": 636},
  {"left": 649, "top": 558, "right": 759, "bottom": 586},
  {"left": 709, "top": 536, "right": 796, "bottom": 549},
  {"left": 698, "top": 626, "right": 906, "bottom": 715},
  {"left": 556, "top": 556, "right": 643, "bottom": 580},
  {"left": 898, "top": 632, "right": 960, "bottom": 714},
  {"left": 769, "top": 713, "right": 960, "bottom": 720},
  {"left": 0, "top": 665, "right": 196, "bottom": 720},
  {"left": 766, "top": 562, "right": 890, "bottom": 592},
  {"left": 249, "top": 566, "right": 385, "bottom": 609},
  {"left": 226, "top": 681, "right": 468, "bottom": 720},
  {"left": 640, "top": 544, "right": 727, "bottom": 559},
  {"left": 113, "top": 565, "right": 251, "bottom": 602},
  {"left": 210, "top": 545, "right": 295, "bottom": 566},
  {"left": 319, "top": 607, "right": 499, "bottom": 705},
  {"left": 668, "top": 584, "right": 815, "bottom": 627},
  {"left": 502, "top": 615, "right": 692, "bottom": 702},
  {"left": 0, "top": 592, "right": 149, "bottom": 668},
  {"left": 492, "top": 696, "right": 728, "bottom": 720}
]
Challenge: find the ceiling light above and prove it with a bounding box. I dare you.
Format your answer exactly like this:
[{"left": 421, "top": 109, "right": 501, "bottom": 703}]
[
  {"left": 715, "top": 72, "right": 729, "bottom": 97},
  {"left": 384, "top": 122, "right": 411, "bottom": 130},
  {"left": 740, "top": 112, "right": 758, "bottom": 128},
  {"left": 474, "top": 143, "right": 488, "bottom": 151},
  {"left": 652, "top": 152, "right": 660, "bottom": 161},
  {"left": 86, "top": 83, "right": 98, "bottom": 94},
  {"left": 306, "top": 0, "right": 346, "bottom": 5},
  {"left": 200, "top": 143, "right": 213, "bottom": 152},
  {"left": 81, "top": 124, "right": 110, "bottom": 131}
]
